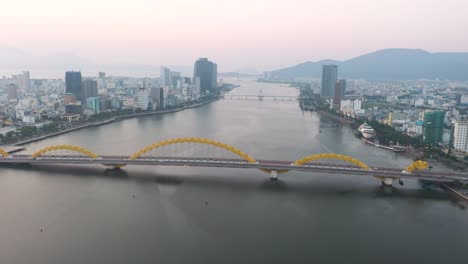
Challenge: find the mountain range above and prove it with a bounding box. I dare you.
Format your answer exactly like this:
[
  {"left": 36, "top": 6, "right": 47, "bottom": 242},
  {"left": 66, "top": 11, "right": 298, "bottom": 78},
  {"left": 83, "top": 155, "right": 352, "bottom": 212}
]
[{"left": 270, "top": 49, "right": 468, "bottom": 80}]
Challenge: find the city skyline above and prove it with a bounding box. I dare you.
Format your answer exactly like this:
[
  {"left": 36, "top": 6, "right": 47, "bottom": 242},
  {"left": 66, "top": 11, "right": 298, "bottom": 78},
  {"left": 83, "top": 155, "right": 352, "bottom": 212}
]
[
  {"left": 1, "top": 0, "right": 468, "bottom": 77},
  {"left": 1, "top": 1, "right": 468, "bottom": 262}
]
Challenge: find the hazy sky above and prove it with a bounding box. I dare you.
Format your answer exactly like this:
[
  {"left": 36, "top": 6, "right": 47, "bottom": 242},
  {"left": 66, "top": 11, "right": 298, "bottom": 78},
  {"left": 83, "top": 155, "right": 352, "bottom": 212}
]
[{"left": 2, "top": 0, "right": 468, "bottom": 73}]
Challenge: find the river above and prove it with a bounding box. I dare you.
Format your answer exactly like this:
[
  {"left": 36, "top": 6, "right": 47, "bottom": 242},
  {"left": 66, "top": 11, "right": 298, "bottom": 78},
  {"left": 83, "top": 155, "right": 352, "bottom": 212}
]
[{"left": 0, "top": 79, "right": 467, "bottom": 263}]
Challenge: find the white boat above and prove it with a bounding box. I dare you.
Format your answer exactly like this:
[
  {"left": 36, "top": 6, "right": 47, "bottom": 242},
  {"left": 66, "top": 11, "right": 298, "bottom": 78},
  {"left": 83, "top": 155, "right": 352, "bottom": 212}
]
[{"left": 358, "top": 122, "right": 376, "bottom": 139}]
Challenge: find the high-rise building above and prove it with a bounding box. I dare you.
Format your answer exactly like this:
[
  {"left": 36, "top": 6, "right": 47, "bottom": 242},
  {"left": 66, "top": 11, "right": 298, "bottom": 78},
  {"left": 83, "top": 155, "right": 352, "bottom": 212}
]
[
  {"left": 333, "top": 79, "right": 346, "bottom": 110},
  {"left": 170, "top": 71, "right": 182, "bottom": 89},
  {"left": 211, "top": 63, "right": 218, "bottom": 92},
  {"left": 150, "top": 87, "right": 161, "bottom": 109},
  {"left": 65, "top": 71, "right": 82, "bottom": 101},
  {"left": 453, "top": 120, "right": 468, "bottom": 152},
  {"left": 98, "top": 72, "right": 106, "bottom": 89},
  {"left": 17, "top": 71, "right": 30, "bottom": 91},
  {"left": 337, "top": 79, "right": 346, "bottom": 99},
  {"left": 100, "top": 98, "right": 112, "bottom": 112},
  {"left": 82, "top": 79, "right": 98, "bottom": 103},
  {"left": 194, "top": 77, "right": 201, "bottom": 97},
  {"left": 159, "top": 87, "right": 165, "bottom": 109},
  {"left": 423, "top": 110, "right": 445, "bottom": 144},
  {"left": 111, "top": 97, "right": 122, "bottom": 109},
  {"left": 194, "top": 58, "right": 217, "bottom": 95},
  {"left": 160, "top": 67, "right": 171, "bottom": 88},
  {"left": 137, "top": 88, "right": 149, "bottom": 110},
  {"left": 64, "top": 94, "right": 77, "bottom": 104},
  {"left": 6, "top": 83, "right": 18, "bottom": 101},
  {"left": 321, "top": 65, "right": 338, "bottom": 98},
  {"left": 86, "top": 97, "right": 100, "bottom": 115}
]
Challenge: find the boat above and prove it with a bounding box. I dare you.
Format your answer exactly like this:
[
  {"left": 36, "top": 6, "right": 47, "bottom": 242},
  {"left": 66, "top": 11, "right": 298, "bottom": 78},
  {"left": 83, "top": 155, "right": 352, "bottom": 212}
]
[
  {"left": 358, "top": 122, "right": 376, "bottom": 139},
  {"left": 353, "top": 129, "right": 362, "bottom": 138}
]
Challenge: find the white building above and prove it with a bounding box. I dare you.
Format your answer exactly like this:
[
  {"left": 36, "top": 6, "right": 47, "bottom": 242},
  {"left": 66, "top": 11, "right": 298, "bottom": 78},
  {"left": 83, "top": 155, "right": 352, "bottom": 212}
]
[
  {"left": 0, "top": 127, "right": 17, "bottom": 136},
  {"left": 453, "top": 120, "right": 468, "bottom": 152},
  {"left": 415, "top": 98, "right": 425, "bottom": 107},
  {"left": 137, "top": 88, "right": 149, "bottom": 110},
  {"left": 340, "top": 100, "right": 353, "bottom": 113},
  {"left": 353, "top": 100, "right": 362, "bottom": 111},
  {"left": 386, "top": 95, "right": 398, "bottom": 103},
  {"left": 22, "top": 115, "right": 35, "bottom": 124},
  {"left": 407, "top": 122, "right": 423, "bottom": 136},
  {"left": 461, "top": 95, "right": 468, "bottom": 105}
]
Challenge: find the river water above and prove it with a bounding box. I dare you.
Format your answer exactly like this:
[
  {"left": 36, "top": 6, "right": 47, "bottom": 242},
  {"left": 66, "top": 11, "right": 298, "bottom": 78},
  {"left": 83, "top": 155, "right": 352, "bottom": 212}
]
[{"left": 0, "top": 79, "right": 467, "bottom": 263}]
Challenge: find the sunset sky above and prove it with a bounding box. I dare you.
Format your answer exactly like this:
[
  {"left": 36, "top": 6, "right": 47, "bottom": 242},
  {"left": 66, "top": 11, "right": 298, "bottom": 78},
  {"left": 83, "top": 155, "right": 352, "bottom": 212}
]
[{"left": 1, "top": 0, "right": 468, "bottom": 73}]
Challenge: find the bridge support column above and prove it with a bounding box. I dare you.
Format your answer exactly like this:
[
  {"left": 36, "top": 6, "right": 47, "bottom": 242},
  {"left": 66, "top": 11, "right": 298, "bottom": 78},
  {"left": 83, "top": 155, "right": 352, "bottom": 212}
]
[
  {"left": 270, "top": 170, "right": 278, "bottom": 181},
  {"left": 381, "top": 177, "right": 393, "bottom": 186},
  {"left": 103, "top": 164, "right": 124, "bottom": 170}
]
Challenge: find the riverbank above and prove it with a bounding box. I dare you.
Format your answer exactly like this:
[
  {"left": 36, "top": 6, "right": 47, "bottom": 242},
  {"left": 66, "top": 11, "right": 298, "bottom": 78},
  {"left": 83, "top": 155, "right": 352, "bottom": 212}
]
[
  {"left": 317, "top": 109, "right": 420, "bottom": 156},
  {"left": 316, "top": 110, "right": 353, "bottom": 125},
  {"left": 8, "top": 97, "right": 220, "bottom": 147},
  {"left": 439, "top": 182, "right": 468, "bottom": 202},
  {"left": 314, "top": 108, "right": 468, "bottom": 171},
  {"left": 364, "top": 140, "right": 406, "bottom": 152}
]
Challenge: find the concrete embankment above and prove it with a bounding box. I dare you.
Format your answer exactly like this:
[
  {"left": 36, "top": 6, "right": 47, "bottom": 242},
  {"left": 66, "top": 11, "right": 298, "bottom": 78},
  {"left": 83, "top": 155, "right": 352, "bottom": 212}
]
[
  {"left": 13, "top": 123, "right": 98, "bottom": 146},
  {"left": 9, "top": 98, "right": 220, "bottom": 147},
  {"left": 439, "top": 182, "right": 468, "bottom": 202},
  {"left": 316, "top": 110, "right": 353, "bottom": 125},
  {"left": 2, "top": 146, "right": 26, "bottom": 154}
]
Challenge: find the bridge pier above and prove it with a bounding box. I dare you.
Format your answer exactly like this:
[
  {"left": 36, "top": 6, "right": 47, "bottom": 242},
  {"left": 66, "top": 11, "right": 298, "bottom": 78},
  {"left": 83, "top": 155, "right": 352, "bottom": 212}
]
[
  {"left": 381, "top": 177, "right": 393, "bottom": 186},
  {"left": 270, "top": 170, "right": 278, "bottom": 181},
  {"left": 103, "top": 164, "right": 124, "bottom": 170}
]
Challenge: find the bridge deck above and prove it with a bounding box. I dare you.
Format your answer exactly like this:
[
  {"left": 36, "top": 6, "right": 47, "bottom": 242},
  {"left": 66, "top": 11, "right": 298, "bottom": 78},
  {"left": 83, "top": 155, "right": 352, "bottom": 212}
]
[{"left": 0, "top": 155, "right": 465, "bottom": 183}]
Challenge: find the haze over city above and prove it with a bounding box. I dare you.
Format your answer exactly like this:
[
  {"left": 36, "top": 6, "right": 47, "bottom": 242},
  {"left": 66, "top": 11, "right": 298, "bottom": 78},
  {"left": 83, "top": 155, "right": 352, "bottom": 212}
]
[{"left": 2, "top": 0, "right": 468, "bottom": 77}]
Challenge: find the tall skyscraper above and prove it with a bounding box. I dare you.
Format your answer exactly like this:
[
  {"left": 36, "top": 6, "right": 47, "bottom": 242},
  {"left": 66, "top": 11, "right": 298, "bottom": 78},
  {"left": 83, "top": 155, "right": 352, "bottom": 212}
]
[
  {"left": 82, "top": 79, "right": 98, "bottom": 103},
  {"left": 98, "top": 72, "right": 106, "bottom": 89},
  {"left": 159, "top": 87, "right": 165, "bottom": 109},
  {"left": 160, "top": 67, "right": 171, "bottom": 88},
  {"left": 17, "top": 71, "right": 30, "bottom": 91},
  {"left": 337, "top": 79, "right": 346, "bottom": 99},
  {"left": 6, "top": 83, "right": 18, "bottom": 101},
  {"left": 453, "top": 120, "right": 468, "bottom": 152},
  {"left": 65, "top": 71, "right": 82, "bottom": 101},
  {"left": 212, "top": 63, "right": 218, "bottom": 92},
  {"left": 423, "top": 110, "right": 445, "bottom": 144},
  {"left": 194, "top": 58, "right": 217, "bottom": 95},
  {"left": 321, "top": 65, "right": 338, "bottom": 98},
  {"left": 333, "top": 81, "right": 343, "bottom": 110}
]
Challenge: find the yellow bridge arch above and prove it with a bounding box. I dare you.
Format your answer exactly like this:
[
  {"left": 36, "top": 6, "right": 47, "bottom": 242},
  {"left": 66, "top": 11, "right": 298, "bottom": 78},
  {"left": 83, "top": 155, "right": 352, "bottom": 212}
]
[
  {"left": 405, "top": 160, "right": 428, "bottom": 173},
  {"left": 0, "top": 148, "right": 10, "bottom": 157},
  {"left": 25, "top": 139, "right": 429, "bottom": 179},
  {"left": 292, "top": 153, "right": 372, "bottom": 170},
  {"left": 31, "top": 145, "right": 99, "bottom": 159},
  {"left": 129, "top": 137, "right": 258, "bottom": 163}
]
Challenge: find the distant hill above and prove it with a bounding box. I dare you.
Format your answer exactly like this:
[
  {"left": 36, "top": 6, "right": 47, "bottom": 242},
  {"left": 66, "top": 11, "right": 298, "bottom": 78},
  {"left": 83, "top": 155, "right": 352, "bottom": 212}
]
[{"left": 270, "top": 49, "right": 468, "bottom": 80}]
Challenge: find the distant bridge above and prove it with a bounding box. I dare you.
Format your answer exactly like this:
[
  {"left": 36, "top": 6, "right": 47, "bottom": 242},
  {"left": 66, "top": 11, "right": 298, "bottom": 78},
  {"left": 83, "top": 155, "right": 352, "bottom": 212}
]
[
  {"left": 0, "top": 137, "right": 465, "bottom": 186},
  {"left": 222, "top": 94, "right": 311, "bottom": 101}
]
